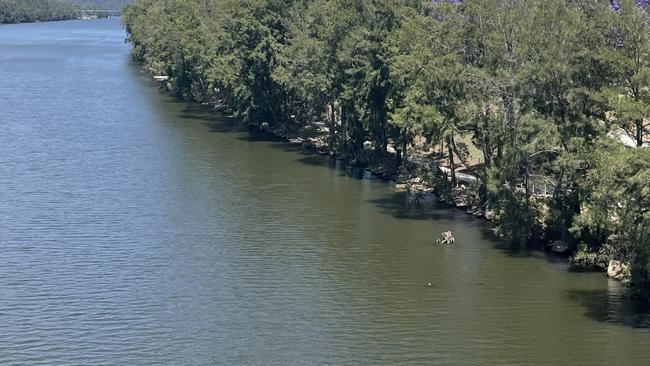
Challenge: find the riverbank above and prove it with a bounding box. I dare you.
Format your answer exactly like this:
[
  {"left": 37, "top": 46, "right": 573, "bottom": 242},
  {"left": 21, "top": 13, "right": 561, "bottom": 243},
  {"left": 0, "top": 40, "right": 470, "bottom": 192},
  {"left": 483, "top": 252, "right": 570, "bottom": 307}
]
[
  {"left": 152, "top": 74, "right": 636, "bottom": 278},
  {"left": 265, "top": 123, "right": 492, "bottom": 219},
  {"left": 267, "top": 120, "right": 638, "bottom": 282},
  {"left": 0, "top": 17, "right": 108, "bottom": 25},
  {"left": 124, "top": 0, "right": 649, "bottom": 295}
]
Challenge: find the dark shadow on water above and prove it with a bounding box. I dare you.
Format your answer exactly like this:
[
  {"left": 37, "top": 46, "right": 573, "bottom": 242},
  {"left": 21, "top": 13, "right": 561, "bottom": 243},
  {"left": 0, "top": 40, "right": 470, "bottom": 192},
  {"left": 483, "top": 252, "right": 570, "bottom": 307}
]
[
  {"left": 478, "top": 228, "right": 546, "bottom": 258},
  {"left": 236, "top": 132, "right": 284, "bottom": 143},
  {"left": 569, "top": 286, "right": 650, "bottom": 329},
  {"left": 476, "top": 221, "right": 570, "bottom": 267},
  {"left": 174, "top": 104, "right": 246, "bottom": 134},
  {"left": 296, "top": 154, "right": 335, "bottom": 168},
  {"left": 176, "top": 101, "right": 572, "bottom": 259},
  {"left": 205, "top": 121, "right": 243, "bottom": 134},
  {"left": 295, "top": 154, "right": 369, "bottom": 180},
  {"left": 177, "top": 113, "right": 215, "bottom": 122},
  {"left": 367, "top": 193, "right": 460, "bottom": 222}
]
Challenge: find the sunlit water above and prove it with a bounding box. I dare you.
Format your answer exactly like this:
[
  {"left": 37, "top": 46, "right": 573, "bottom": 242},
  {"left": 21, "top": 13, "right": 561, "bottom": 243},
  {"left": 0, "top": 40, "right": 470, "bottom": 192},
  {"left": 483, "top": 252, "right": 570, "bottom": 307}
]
[{"left": 1, "top": 18, "right": 649, "bottom": 365}]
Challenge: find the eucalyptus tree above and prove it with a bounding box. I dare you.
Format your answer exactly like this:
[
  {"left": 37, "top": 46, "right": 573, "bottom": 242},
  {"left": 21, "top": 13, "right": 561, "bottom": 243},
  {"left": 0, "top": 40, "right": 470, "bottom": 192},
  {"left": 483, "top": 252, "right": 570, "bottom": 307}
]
[
  {"left": 215, "top": 0, "right": 293, "bottom": 127},
  {"left": 123, "top": 0, "right": 210, "bottom": 100},
  {"left": 388, "top": 2, "right": 466, "bottom": 183},
  {"left": 572, "top": 139, "right": 650, "bottom": 291},
  {"left": 517, "top": 0, "right": 616, "bottom": 242},
  {"left": 272, "top": 1, "right": 331, "bottom": 136},
  {"left": 603, "top": 0, "right": 650, "bottom": 147},
  {"left": 457, "top": 0, "right": 542, "bottom": 242},
  {"left": 273, "top": 0, "right": 368, "bottom": 145},
  {"left": 329, "top": 0, "right": 402, "bottom": 161},
  {"left": 277, "top": 0, "right": 406, "bottom": 161}
]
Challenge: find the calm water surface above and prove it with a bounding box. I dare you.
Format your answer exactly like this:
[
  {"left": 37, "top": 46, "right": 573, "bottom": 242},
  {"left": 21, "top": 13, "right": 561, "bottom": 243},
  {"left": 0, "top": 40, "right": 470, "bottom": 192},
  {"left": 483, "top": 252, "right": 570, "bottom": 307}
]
[{"left": 1, "top": 18, "right": 649, "bottom": 365}]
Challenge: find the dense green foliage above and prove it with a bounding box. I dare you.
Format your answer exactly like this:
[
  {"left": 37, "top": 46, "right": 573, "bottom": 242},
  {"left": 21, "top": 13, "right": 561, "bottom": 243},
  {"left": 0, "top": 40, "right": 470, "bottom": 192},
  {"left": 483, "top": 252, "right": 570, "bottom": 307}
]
[
  {"left": 123, "top": 0, "right": 650, "bottom": 294},
  {"left": 0, "top": 0, "right": 80, "bottom": 23}
]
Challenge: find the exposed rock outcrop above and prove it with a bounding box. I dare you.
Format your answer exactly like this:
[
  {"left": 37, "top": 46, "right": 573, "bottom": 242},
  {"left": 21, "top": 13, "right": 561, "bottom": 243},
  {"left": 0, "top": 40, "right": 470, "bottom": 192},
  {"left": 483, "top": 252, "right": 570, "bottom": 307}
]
[{"left": 484, "top": 210, "right": 496, "bottom": 221}]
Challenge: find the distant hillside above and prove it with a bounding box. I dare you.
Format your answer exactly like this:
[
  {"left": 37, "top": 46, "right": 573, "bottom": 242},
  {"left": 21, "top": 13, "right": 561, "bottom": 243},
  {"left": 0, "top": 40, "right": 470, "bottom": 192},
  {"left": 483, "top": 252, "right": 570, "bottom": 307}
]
[
  {"left": 62, "top": 0, "right": 132, "bottom": 10},
  {"left": 0, "top": 0, "right": 132, "bottom": 25},
  {"left": 0, "top": 0, "right": 80, "bottom": 24}
]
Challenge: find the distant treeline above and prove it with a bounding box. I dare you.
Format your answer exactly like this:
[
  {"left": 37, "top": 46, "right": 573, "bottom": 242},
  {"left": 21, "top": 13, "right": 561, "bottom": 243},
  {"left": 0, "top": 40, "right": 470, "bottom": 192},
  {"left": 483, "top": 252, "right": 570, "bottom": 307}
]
[
  {"left": 62, "top": 0, "right": 132, "bottom": 10},
  {"left": 0, "top": 0, "right": 80, "bottom": 24},
  {"left": 123, "top": 0, "right": 650, "bottom": 295}
]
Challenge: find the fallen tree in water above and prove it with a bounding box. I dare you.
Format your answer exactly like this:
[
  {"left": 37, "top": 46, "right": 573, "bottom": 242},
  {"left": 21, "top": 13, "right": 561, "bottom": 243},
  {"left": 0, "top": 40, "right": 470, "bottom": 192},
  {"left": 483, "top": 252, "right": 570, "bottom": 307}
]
[{"left": 436, "top": 231, "right": 455, "bottom": 245}]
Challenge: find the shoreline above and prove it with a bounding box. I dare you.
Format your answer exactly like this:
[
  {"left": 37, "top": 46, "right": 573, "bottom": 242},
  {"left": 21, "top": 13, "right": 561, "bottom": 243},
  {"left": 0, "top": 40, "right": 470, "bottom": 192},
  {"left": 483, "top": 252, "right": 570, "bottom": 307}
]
[
  {"left": 119, "top": 0, "right": 650, "bottom": 300},
  {"left": 252, "top": 117, "right": 629, "bottom": 279},
  {"left": 0, "top": 17, "right": 112, "bottom": 26},
  {"left": 186, "top": 90, "right": 560, "bottom": 249},
  {"left": 148, "top": 75, "right": 631, "bottom": 283}
]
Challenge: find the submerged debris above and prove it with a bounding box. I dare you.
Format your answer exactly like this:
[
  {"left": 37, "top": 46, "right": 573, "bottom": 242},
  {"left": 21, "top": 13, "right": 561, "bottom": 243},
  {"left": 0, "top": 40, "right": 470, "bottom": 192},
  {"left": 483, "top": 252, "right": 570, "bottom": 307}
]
[{"left": 436, "top": 231, "right": 455, "bottom": 245}]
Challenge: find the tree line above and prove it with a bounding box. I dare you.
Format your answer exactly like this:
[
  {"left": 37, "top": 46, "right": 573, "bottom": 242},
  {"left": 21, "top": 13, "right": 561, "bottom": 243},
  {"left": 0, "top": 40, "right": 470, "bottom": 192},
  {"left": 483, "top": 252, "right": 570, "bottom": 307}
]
[
  {"left": 63, "top": 0, "right": 132, "bottom": 10},
  {"left": 0, "top": 0, "right": 81, "bottom": 24},
  {"left": 0, "top": 0, "right": 124, "bottom": 24},
  {"left": 123, "top": 0, "right": 650, "bottom": 295}
]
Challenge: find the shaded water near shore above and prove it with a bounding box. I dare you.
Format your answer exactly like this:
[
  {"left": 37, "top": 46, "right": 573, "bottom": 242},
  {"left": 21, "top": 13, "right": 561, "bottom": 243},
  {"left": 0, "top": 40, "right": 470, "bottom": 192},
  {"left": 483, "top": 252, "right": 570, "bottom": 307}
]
[{"left": 1, "top": 18, "right": 649, "bottom": 365}]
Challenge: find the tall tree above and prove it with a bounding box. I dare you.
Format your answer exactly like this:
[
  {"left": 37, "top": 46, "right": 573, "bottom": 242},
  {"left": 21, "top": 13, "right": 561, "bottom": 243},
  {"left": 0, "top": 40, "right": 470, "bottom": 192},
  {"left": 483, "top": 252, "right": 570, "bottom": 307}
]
[{"left": 604, "top": 0, "right": 650, "bottom": 147}]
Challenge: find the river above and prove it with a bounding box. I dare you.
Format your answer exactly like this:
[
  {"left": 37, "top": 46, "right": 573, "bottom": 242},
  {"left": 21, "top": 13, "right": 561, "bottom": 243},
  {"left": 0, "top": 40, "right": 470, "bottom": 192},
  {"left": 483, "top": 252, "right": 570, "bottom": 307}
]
[{"left": 1, "top": 17, "right": 648, "bottom": 365}]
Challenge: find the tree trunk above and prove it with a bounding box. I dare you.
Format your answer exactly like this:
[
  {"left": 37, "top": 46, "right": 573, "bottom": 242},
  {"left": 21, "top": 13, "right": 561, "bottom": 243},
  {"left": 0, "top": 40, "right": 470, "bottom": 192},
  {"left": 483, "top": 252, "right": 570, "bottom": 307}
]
[
  {"left": 447, "top": 134, "right": 457, "bottom": 188},
  {"left": 636, "top": 119, "right": 643, "bottom": 147},
  {"left": 503, "top": 90, "right": 518, "bottom": 146},
  {"left": 524, "top": 164, "right": 530, "bottom": 203},
  {"left": 402, "top": 131, "right": 408, "bottom": 165},
  {"left": 329, "top": 104, "right": 336, "bottom": 153},
  {"left": 482, "top": 135, "right": 491, "bottom": 167},
  {"left": 396, "top": 149, "right": 402, "bottom": 170},
  {"left": 495, "top": 135, "right": 503, "bottom": 167}
]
